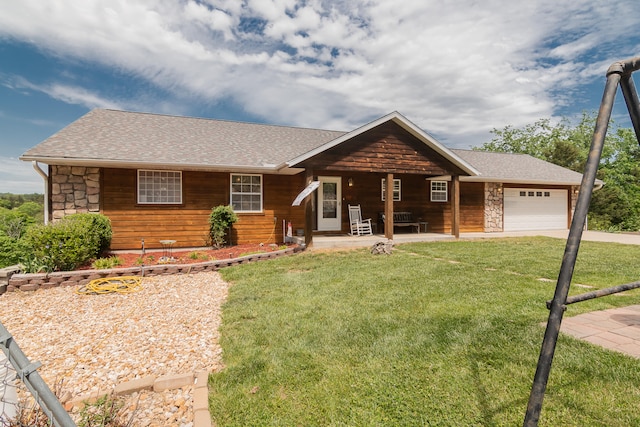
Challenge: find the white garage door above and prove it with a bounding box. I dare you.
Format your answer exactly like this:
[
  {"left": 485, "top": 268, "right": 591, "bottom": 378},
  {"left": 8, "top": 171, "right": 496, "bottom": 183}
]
[{"left": 504, "top": 188, "right": 568, "bottom": 231}]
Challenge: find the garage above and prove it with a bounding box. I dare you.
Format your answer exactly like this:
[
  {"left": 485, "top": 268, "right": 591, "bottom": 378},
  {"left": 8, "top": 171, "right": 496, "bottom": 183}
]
[{"left": 504, "top": 188, "right": 568, "bottom": 231}]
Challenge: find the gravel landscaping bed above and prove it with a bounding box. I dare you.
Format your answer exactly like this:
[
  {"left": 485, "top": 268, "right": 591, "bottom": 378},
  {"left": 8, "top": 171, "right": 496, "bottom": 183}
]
[{"left": 0, "top": 271, "right": 228, "bottom": 426}]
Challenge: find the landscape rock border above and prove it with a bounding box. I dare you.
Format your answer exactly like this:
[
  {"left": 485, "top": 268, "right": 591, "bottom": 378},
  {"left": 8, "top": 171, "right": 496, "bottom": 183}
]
[{"left": 4, "top": 245, "right": 305, "bottom": 293}]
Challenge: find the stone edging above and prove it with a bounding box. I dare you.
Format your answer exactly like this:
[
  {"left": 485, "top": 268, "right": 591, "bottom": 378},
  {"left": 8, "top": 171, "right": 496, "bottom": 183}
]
[
  {"left": 64, "top": 370, "right": 212, "bottom": 427},
  {"left": 4, "top": 245, "right": 305, "bottom": 292}
]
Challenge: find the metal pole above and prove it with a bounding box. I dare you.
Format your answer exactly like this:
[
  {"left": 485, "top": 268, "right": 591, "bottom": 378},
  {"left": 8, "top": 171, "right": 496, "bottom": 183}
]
[
  {"left": 562, "top": 280, "right": 640, "bottom": 306},
  {"left": 523, "top": 68, "right": 621, "bottom": 427},
  {"left": 620, "top": 74, "right": 640, "bottom": 143},
  {"left": 0, "top": 322, "right": 76, "bottom": 427}
]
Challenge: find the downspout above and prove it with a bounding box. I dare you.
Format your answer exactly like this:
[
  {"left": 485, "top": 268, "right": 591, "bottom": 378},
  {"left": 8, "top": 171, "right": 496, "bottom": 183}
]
[{"left": 31, "top": 161, "right": 49, "bottom": 225}]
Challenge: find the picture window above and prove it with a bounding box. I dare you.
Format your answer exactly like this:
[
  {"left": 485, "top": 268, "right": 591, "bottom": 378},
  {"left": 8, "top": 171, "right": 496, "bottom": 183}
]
[{"left": 137, "top": 170, "right": 182, "bottom": 204}]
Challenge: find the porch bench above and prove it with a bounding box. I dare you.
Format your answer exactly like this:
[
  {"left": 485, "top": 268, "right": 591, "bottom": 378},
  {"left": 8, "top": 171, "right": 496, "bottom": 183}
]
[{"left": 379, "top": 212, "right": 426, "bottom": 233}]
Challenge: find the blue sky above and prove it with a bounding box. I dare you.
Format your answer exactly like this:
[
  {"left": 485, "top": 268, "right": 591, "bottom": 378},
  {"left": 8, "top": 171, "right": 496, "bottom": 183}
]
[{"left": 1, "top": 0, "right": 639, "bottom": 193}]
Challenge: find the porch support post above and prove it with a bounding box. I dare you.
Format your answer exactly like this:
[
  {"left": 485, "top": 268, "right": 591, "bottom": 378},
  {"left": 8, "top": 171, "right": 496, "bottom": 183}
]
[
  {"left": 451, "top": 174, "right": 460, "bottom": 238},
  {"left": 385, "top": 173, "right": 394, "bottom": 240},
  {"left": 304, "top": 169, "right": 314, "bottom": 246}
]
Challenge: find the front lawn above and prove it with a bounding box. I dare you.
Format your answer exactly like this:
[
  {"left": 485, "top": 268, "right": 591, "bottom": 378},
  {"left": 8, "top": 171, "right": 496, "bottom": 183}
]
[{"left": 211, "top": 237, "right": 640, "bottom": 426}]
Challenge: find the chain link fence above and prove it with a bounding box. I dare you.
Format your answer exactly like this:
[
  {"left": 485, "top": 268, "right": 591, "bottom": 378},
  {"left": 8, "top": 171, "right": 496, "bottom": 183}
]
[
  {"left": 0, "top": 352, "right": 18, "bottom": 426},
  {"left": 0, "top": 321, "right": 75, "bottom": 427}
]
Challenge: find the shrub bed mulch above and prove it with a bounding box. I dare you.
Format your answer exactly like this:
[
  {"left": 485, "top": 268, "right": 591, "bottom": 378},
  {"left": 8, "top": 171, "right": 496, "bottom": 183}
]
[{"left": 89, "top": 243, "right": 298, "bottom": 269}]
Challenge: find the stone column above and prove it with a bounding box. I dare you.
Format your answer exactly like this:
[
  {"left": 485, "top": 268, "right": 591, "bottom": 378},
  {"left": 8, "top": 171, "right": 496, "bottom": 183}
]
[
  {"left": 50, "top": 166, "right": 100, "bottom": 220},
  {"left": 484, "top": 182, "right": 504, "bottom": 232}
]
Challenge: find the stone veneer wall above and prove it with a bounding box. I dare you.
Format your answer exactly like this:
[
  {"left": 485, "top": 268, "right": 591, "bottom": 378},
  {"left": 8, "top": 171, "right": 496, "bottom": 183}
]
[
  {"left": 484, "top": 182, "right": 503, "bottom": 232},
  {"left": 51, "top": 166, "right": 100, "bottom": 220}
]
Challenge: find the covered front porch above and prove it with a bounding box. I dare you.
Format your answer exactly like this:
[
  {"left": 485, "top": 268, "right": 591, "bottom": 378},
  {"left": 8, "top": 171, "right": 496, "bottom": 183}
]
[{"left": 287, "top": 113, "right": 481, "bottom": 247}]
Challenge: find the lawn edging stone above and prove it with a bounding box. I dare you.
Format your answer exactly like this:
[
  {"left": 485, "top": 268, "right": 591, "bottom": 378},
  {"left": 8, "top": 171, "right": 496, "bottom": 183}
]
[{"left": 6, "top": 245, "right": 305, "bottom": 293}]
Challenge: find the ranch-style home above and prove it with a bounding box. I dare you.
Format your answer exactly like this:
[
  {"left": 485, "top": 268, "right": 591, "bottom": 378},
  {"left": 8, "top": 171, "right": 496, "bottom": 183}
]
[{"left": 20, "top": 109, "right": 589, "bottom": 250}]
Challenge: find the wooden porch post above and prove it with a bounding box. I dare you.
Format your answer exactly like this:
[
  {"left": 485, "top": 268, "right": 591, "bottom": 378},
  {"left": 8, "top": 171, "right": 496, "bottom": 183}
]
[
  {"left": 385, "top": 173, "right": 394, "bottom": 240},
  {"left": 304, "top": 170, "right": 314, "bottom": 246},
  {"left": 451, "top": 175, "right": 460, "bottom": 238}
]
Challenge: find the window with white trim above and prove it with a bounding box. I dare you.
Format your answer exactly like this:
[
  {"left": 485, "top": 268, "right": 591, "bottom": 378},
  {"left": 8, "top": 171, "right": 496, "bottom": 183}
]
[
  {"left": 231, "top": 174, "right": 262, "bottom": 212},
  {"left": 137, "top": 170, "right": 182, "bottom": 204},
  {"left": 381, "top": 178, "right": 401, "bottom": 201},
  {"left": 430, "top": 181, "right": 448, "bottom": 202}
]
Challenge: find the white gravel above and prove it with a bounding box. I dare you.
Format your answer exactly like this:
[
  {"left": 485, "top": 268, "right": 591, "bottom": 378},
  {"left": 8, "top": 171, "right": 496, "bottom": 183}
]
[{"left": 0, "top": 271, "right": 229, "bottom": 426}]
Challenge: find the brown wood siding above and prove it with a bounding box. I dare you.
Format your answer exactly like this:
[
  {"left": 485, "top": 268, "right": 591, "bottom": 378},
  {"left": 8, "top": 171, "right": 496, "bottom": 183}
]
[
  {"left": 459, "top": 182, "right": 484, "bottom": 232},
  {"left": 302, "top": 122, "right": 466, "bottom": 176},
  {"left": 102, "top": 168, "right": 305, "bottom": 250}
]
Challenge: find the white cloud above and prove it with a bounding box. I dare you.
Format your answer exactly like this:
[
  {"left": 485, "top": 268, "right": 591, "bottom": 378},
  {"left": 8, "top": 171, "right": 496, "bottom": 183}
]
[
  {"left": 0, "top": 0, "right": 638, "bottom": 148},
  {"left": 0, "top": 157, "right": 44, "bottom": 194}
]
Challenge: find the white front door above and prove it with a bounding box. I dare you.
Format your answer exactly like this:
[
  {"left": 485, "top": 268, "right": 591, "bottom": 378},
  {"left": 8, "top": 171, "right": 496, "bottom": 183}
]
[{"left": 317, "top": 177, "right": 342, "bottom": 231}]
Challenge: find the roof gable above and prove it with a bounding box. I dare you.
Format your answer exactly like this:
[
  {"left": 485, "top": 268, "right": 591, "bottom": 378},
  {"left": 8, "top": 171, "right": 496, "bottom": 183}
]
[
  {"left": 288, "top": 111, "right": 479, "bottom": 176},
  {"left": 295, "top": 120, "right": 469, "bottom": 175}
]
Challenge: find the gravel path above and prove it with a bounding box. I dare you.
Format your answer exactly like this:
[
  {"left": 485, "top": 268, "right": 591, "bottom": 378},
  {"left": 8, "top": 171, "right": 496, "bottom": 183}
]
[{"left": 0, "top": 271, "right": 229, "bottom": 426}]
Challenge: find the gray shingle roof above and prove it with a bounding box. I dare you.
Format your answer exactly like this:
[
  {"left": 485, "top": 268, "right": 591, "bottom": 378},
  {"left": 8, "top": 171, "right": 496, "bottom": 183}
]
[
  {"left": 21, "top": 109, "right": 586, "bottom": 185},
  {"left": 453, "top": 149, "right": 586, "bottom": 185},
  {"left": 21, "top": 109, "right": 346, "bottom": 171}
]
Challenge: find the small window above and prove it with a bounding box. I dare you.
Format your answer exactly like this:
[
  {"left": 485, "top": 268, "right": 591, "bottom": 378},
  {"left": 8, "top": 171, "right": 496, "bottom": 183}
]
[
  {"left": 381, "top": 179, "right": 401, "bottom": 201},
  {"left": 431, "top": 181, "right": 448, "bottom": 202},
  {"left": 528, "top": 191, "right": 535, "bottom": 197},
  {"left": 231, "top": 174, "right": 262, "bottom": 212},
  {"left": 137, "top": 170, "right": 182, "bottom": 204},
  {"left": 536, "top": 191, "right": 543, "bottom": 197},
  {"left": 519, "top": 191, "right": 526, "bottom": 197},
  {"left": 544, "top": 192, "right": 550, "bottom": 197}
]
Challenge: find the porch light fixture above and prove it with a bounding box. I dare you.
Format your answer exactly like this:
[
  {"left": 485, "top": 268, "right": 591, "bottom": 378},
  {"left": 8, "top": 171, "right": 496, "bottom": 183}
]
[{"left": 348, "top": 178, "right": 354, "bottom": 187}]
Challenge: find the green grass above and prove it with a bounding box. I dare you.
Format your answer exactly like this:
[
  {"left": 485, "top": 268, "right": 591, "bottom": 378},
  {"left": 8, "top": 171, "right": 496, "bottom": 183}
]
[{"left": 210, "top": 237, "right": 640, "bottom": 426}]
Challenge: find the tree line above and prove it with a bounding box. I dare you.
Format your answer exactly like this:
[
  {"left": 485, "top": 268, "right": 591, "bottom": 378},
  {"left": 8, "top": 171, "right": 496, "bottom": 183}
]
[{"left": 475, "top": 112, "right": 640, "bottom": 231}]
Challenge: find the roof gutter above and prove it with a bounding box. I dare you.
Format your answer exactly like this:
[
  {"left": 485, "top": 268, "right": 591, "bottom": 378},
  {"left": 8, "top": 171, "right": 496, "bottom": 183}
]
[
  {"left": 460, "top": 176, "right": 605, "bottom": 189},
  {"left": 31, "top": 161, "right": 49, "bottom": 225},
  {"left": 20, "top": 156, "right": 305, "bottom": 176}
]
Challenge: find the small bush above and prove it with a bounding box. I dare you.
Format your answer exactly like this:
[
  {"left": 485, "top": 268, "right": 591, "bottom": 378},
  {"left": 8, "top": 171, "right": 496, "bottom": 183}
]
[
  {"left": 92, "top": 256, "right": 123, "bottom": 269},
  {"left": 21, "top": 213, "right": 113, "bottom": 272},
  {"left": 0, "top": 235, "right": 29, "bottom": 268},
  {"left": 64, "top": 213, "right": 113, "bottom": 256},
  {"left": 188, "top": 251, "right": 209, "bottom": 260},
  {"left": 208, "top": 205, "right": 238, "bottom": 248}
]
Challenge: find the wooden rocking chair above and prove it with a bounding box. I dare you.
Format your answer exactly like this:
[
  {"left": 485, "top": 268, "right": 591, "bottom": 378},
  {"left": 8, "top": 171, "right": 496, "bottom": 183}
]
[{"left": 348, "top": 204, "right": 373, "bottom": 236}]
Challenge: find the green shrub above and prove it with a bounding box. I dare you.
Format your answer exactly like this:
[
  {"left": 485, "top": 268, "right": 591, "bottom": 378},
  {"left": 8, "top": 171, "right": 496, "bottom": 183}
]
[
  {"left": 21, "top": 213, "right": 113, "bottom": 272},
  {"left": 208, "top": 205, "right": 238, "bottom": 248},
  {"left": 0, "top": 235, "right": 29, "bottom": 268},
  {"left": 63, "top": 213, "right": 112, "bottom": 256},
  {"left": 92, "top": 256, "right": 122, "bottom": 269},
  {"left": 188, "top": 251, "right": 209, "bottom": 260}
]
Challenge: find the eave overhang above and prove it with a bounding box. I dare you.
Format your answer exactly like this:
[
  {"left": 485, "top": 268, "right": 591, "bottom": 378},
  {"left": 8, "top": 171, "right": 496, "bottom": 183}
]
[{"left": 18, "top": 155, "right": 305, "bottom": 175}]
